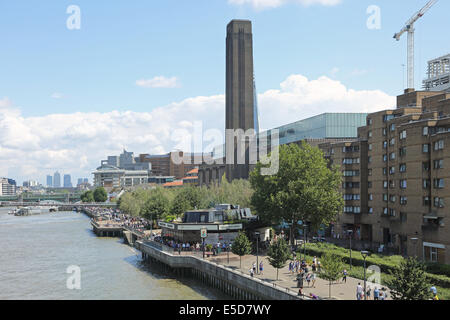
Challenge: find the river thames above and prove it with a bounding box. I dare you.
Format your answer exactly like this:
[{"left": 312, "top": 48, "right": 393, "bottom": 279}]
[{"left": 0, "top": 208, "right": 226, "bottom": 300}]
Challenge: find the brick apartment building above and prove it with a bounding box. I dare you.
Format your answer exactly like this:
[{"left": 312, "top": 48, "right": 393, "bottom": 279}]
[{"left": 320, "top": 89, "right": 450, "bottom": 264}]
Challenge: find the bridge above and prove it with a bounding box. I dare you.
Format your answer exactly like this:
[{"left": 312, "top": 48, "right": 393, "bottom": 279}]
[
  {"left": 0, "top": 193, "right": 82, "bottom": 203},
  {"left": 0, "top": 202, "right": 117, "bottom": 208}
]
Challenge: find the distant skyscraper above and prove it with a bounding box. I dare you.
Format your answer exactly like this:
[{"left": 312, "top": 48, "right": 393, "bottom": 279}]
[
  {"left": 46, "top": 175, "right": 53, "bottom": 187},
  {"left": 77, "top": 178, "right": 83, "bottom": 186},
  {"left": 63, "top": 174, "right": 72, "bottom": 188},
  {"left": 83, "top": 178, "right": 88, "bottom": 184},
  {"left": 53, "top": 171, "right": 61, "bottom": 188}
]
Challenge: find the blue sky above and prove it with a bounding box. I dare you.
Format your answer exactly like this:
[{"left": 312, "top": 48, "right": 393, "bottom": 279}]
[
  {"left": 1, "top": 0, "right": 448, "bottom": 116},
  {"left": 0, "top": 0, "right": 449, "bottom": 184}
]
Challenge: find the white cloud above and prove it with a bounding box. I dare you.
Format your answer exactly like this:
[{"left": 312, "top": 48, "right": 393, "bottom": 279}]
[
  {"left": 136, "top": 76, "right": 180, "bottom": 88},
  {"left": 0, "top": 74, "right": 394, "bottom": 183},
  {"left": 51, "top": 92, "right": 64, "bottom": 99},
  {"left": 228, "top": 0, "right": 341, "bottom": 10}
]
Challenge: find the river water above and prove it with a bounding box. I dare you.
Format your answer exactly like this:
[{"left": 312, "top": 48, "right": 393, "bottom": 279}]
[{"left": 0, "top": 208, "right": 226, "bottom": 300}]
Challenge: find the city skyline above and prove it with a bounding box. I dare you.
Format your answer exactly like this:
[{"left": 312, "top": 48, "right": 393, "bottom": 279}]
[{"left": 1, "top": 0, "right": 449, "bottom": 184}]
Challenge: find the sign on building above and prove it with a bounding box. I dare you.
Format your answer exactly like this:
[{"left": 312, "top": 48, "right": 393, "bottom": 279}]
[{"left": 201, "top": 228, "right": 207, "bottom": 238}]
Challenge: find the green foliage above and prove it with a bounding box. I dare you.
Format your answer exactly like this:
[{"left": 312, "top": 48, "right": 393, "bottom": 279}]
[
  {"left": 301, "top": 242, "right": 450, "bottom": 289},
  {"left": 141, "top": 188, "right": 171, "bottom": 221},
  {"left": 231, "top": 231, "right": 252, "bottom": 268},
  {"left": 170, "top": 186, "right": 201, "bottom": 216},
  {"left": 386, "top": 258, "right": 433, "bottom": 300},
  {"left": 93, "top": 187, "right": 108, "bottom": 203},
  {"left": 267, "top": 238, "right": 291, "bottom": 280},
  {"left": 320, "top": 253, "right": 345, "bottom": 298},
  {"left": 250, "top": 142, "right": 344, "bottom": 238},
  {"left": 80, "top": 190, "right": 94, "bottom": 203}
]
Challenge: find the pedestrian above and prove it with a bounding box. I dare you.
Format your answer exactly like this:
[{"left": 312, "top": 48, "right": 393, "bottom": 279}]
[
  {"left": 379, "top": 290, "right": 385, "bottom": 300},
  {"left": 356, "top": 283, "right": 363, "bottom": 300},
  {"left": 311, "top": 273, "right": 316, "bottom": 288},
  {"left": 306, "top": 273, "right": 311, "bottom": 287},
  {"left": 252, "top": 262, "right": 257, "bottom": 274},
  {"left": 250, "top": 268, "right": 254, "bottom": 277},
  {"left": 342, "top": 269, "right": 348, "bottom": 283},
  {"left": 298, "top": 288, "right": 303, "bottom": 297},
  {"left": 289, "top": 261, "right": 293, "bottom": 274},
  {"left": 317, "top": 260, "right": 321, "bottom": 272},
  {"left": 259, "top": 261, "right": 264, "bottom": 275},
  {"left": 373, "top": 287, "right": 380, "bottom": 300},
  {"left": 366, "top": 287, "right": 371, "bottom": 300}
]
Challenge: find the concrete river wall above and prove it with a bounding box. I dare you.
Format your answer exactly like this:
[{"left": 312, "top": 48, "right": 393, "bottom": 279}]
[{"left": 135, "top": 240, "right": 304, "bottom": 301}]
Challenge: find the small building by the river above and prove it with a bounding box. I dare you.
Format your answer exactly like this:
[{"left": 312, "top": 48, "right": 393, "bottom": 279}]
[{"left": 158, "top": 204, "right": 257, "bottom": 245}]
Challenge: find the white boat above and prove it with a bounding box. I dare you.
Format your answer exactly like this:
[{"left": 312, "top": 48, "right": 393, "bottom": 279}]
[{"left": 14, "top": 206, "right": 57, "bottom": 216}]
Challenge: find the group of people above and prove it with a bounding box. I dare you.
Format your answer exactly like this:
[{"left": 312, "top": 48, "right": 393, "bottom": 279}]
[
  {"left": 249, "top": 261, "right": 264, "bottom": 277},
  {"left": 153, "top": 236, "right": 233, "bottom": 256},
  {"left": 356, "top": 283, "right": 389, "bottom": 300}
]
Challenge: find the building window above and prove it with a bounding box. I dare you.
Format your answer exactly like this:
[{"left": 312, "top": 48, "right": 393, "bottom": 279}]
[
  {"left": 390, "top": 123, "right": 396, "bottom": 131},
  {"left": 390, "top": 195, "right": 396, "bottom": 203},
  {"left": 330, "top": 148, "right": 335, "bottom": 155},
  {"left": 399, "top": 180, "right": 407, "bottom": 189},
  {"left": 390, "top": 209, "right": 397, "bottom": 217},
  {"left": 434, "top": 197, "right": 445, "bottom": 208},
  {"left": 343, "top": 170, "right": 360, "bottom": 177},
  {"left": 389, "top": 166, "right": 395, "bottom": 175},
  {"left": 423, "top": 162, "right": 430, "bottom": 171},
  {"left": 399, "top": 130, "right": 407, "bottom": 140},
  {"left": 383, "top": 207, "right": 388, "bottom": 215},
  {"left": 399, "top": 163, "right": 407, "bottom": 173},
  {"left": 368, "top": 131, "right": 372, "bottom": 138},
  {"left": 390, "top": 180, "right": 396, "bottom": 188},
  {"left": 369, "top": 194, "right": 373, "bottom": 201},
  {"left": 423, "top": 127, "right": 429, "bottom": 136},
  {"left": 383, "top": 141, "right": 388, "bottom": 149},
  {"left": 383, "top": 181, "right": 388, "bottom": 189},
  {"left": 368, "top": 207, "right": 373, "bottom": 214},
  {"left": 434, "top": 140, "right": 445, "bottom": 151},
  {"left": 354, "top": 207, "right": 361, "bottom": 214},
  {"left": 368, "top": 156, "right": 372, "bottom": 163},
  {"left": 423, "top": 197, "right": 431, "bottom": 206},
  {"left": 390, "top": 152, "right": 396, "bottom": 160},
  {"left": 423, "top": 179, "right": 431, "bottom": 189},
  {"left": 399, "top": 147, "right": 406, "bottom": 157},
  {"left": 367, "top": 118, "right": 373, "bottom": 125},
  {"left": 434, "top": 179, "right": 445, "bottom": 189},
  {"left": 369, "top": 144, "right": 373, "bottom": 151},
  {"left": 400, "top": 212, "right": 407, "bottom": 222},
  {"left": 383, "top": 168, "right": 387, "bottom": 176},
  {"left": 368, "top": 181, "right": 372, "bottom": 189},
  {"left": 434, "top": 159, "right": 444, "bottom": 169},
  {"left": 423, "top": 144, "right": 430, "bottom": 153},
  {"left": 383, "top": 128, "right": 387, "bottom": 136},
  {"left": 383, "top": 154, "right": 388, "bottom": 162},
  {"left": 390, "top": 138, "right": 396, "bottom": 146},
  {"left": 383, "top": 194, "right": 388, "bottom": 202},
  {"left": 400, "top": 196, "right": 408, "bottom": 205},
  {"left": 368, "top": 169, "right": 372, "bottom": 176}
]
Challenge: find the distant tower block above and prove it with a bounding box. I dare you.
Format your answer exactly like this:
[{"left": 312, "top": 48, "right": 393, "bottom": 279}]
[
  {"left": 225, "top": 20, "right": 258, "bottom": 182},
  {"left": 423, "top": 54, "right": 450, "bottom": 93}
]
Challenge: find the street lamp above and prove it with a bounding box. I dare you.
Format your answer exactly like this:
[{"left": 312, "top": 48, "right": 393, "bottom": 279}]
[
  {"left": 411, "top": 237, "right": 419, "bottom": 259},
  {"left": 361, "top": 251, "right": 370, "bottom": 300},
  {"left": 255, "top": 231, "right": 260, "bottom": 274},
  {"left": 303, "top": 224, "right": 308, "bottom": 261},
  {"left": 347, "top": 230, "right": 353, "bottom": 270}
]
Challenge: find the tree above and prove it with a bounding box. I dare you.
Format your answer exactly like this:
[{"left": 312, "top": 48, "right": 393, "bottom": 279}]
[
  {"left": 386, "top": 257, "right": 433, "bottom": 300},
  {"left": 142, "top": 188, "right": 170, "bottom": 223},
  {"left": 93, "top": 187, "right": 108, "bottom": 203},
  {"left": 231, "top": 231, "right": 252, "bottom": 269},
  {"left": 250, "top": 142, "right": 344, "bottom": 244},
  {"left": 267, "top": 238, "right": 291, "bottom": 280},
  {"left": 80, "top": 190, "right": 94, "bottom": 203},
  {"left": 171, "top": 186, "right": 201, "bottom": 216},
  {"left": 118, "top": 192, "right": 141, "bottom": 216},
  {"left": 320, "top": 253, "right": 344, "bottom": 299}
]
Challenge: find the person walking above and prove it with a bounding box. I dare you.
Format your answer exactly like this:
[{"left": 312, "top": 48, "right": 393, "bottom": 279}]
[
  {"left": 342, "top": 269, "right": 348, "bottom": 283},
  {"left": 306, "top": 273, "right": 311, "bottom": 287},
  {"left": 311, "top": 273, "right": 317, "bottom": 288},
  {"left": 366, "top": 287, "right": 372, "bottom": 300},
  {"left": 259, "top": 261, "right": 264, "bottom": 275},
  {"left": 356, "top": 283, "right": 363, "bottom": 300},
  {"left": 373, "top": 287, "right": 380, "bottom": 300}
]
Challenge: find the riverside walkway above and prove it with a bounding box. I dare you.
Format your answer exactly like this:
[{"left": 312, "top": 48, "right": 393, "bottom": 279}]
[{"left": 207, "top": 252, "right": 391, "bottom": 300}]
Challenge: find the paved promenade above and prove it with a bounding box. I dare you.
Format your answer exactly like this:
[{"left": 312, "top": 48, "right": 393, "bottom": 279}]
[{"left": 209, "top": 252, "right": 390, "bottom": 300}]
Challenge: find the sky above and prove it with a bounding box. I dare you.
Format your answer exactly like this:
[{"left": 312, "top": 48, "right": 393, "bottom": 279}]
[{"left": 0, "top": 0, "right": 449, "bottom": 185}]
